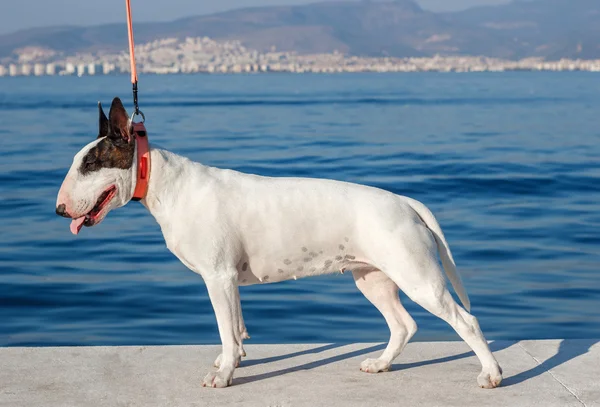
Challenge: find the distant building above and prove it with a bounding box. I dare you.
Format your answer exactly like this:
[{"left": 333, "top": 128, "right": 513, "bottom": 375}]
[
  {"left": 9, "top": 64, "right": 18, "bottom": 76},
  {"left": 76, "top": 64, "right": 85, "bottom": 77},
  {"left": 34, "top": 63, "right": 45, "bottom": 76},
  {"left": 46, "top": 63, "right": 56, "bottom": 76},
  {"left": 102, "top": 62, "right": 115, "bottom": 75},
  {"left": 87, "top": 63, "right": 101, "bottom": 75},
  {"left": 65, "top": 63, "right": 76, "bottom": 75},
  {"left": 0, "top": 65, "right": 6, "bottom": 76},
  {"left": 21, "top": 64, "right": 32, "bottom": 76}
]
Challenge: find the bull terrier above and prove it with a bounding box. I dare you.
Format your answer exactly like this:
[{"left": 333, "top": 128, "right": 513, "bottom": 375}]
[{"left": 56, "top": 97, "right": 503, "bottom": 389}]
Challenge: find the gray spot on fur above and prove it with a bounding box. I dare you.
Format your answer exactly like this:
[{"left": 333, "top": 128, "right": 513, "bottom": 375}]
[
  {"left": 284, "top": 259, "right": 292, "bottom": 265},
  {"left": 324, "top": 260, "right": 333, "bottom": 268},
  {"left": 242, "top": 279, "right": 247, "bottom": 283},
  {"left": 309, "top": 267, "right": 316, "bottom": 272},
  {"left": 304, "top": 257, "right": 312, "bottom": 262},
  {"left": 335, "top": 255, "right": 343, "bottom": 261},
  {"left": 302, "top": 247, "right": 308, "bottom": 252},
  {"left": 278, "top": 269, "right": 284, "bottom": 273},
  {"left": 242, "top": 262, "right": 248, "bottom": 271},
  {"left": 344, "top": 255, "right": 356, "bottom": 260},
  {"left": 339, "top": 244, "right": 345, "bottom": 250},
  {"left": 309, "top": 252, "right": 318, "bottom": 258},
  {"left": 344, "top": 237, "right": 349, "bottom": 242},
  {"left": 297, "top": 266, "right": 304, "bottom": 271},
  {"left": 263, "top": 276, "right": 269, "bottom": 282}
]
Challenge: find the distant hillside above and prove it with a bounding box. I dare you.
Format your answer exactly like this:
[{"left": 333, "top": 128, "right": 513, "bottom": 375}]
[
  {"left": 445, "top": 0, "right": 600, "bottom": 60},
  {"left": 1, "top": 0, "right": 599, "bottom": 60}
]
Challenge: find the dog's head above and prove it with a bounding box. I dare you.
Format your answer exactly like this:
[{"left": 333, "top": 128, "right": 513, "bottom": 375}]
[{"left": 56, "top": 97, "right": 137, "bottom": 235}]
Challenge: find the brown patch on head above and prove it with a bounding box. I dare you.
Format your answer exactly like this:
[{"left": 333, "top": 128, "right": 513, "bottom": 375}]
[
  {"left": 81, "top": 97, "right": 134, "bottom": 175},
  {"left": 80, "top": 138, "right": 134, "bottom": 175}
]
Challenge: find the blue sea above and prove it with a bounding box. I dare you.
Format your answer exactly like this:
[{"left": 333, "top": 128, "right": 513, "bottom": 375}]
[{"left": 0, "top": 73, "right": 599, "bottom": 346}]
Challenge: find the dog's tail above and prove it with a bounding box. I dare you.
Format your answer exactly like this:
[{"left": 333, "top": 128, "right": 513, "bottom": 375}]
[{"left": 405, "top": 198, "right": 471, "bottom": 312}]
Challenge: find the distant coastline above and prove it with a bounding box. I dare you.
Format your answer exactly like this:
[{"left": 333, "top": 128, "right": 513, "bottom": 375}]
[{"left": 2, "top": 37, "right": 600, "bottom": 77}]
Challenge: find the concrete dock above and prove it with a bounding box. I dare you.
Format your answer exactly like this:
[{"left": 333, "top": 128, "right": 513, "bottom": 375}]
[{"left": 1, "top": 340, "right": 598, "bottom": 406}]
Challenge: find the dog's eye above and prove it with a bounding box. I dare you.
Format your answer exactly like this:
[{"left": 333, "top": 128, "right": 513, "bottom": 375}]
[
  {"left": 84, "top": 153, "right": 96, "bottom": 164},
  {"left": 81, "top": 153, "right": 98, "bottom": 173},
  {"left": 83, "top": 151, "right": 98, "bottom": 167}
]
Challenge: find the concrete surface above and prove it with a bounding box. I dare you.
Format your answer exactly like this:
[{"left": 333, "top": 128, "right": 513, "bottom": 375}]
[{"left": 1, "top": 340, "right": 598, "bottom": 407}]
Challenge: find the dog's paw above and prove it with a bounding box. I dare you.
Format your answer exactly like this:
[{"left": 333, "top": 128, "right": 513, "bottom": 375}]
[
  {"left": 202, "top": 370, "right": 233, "bottom": 388},
  {"left": 359, "top": 358, "right": 391, "bottom": 373},
  {"left": 214, "top": 354, "right": 241, "bottom": 369},
  {"left": 477, "top": 366, "right": 503, "bottom": 389}
]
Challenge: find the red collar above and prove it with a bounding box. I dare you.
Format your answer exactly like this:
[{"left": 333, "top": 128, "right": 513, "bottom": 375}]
[{"left": 131, "top": 121, "right": 150, "bottom": 201}]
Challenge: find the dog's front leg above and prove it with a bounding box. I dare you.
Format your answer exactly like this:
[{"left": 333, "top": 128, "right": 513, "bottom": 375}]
[
  {"left": 202, "top": 273, "right": 243, "bottom": 388},
  {"left": 214, "top": 300, "right": 249, "bottom": 368}
]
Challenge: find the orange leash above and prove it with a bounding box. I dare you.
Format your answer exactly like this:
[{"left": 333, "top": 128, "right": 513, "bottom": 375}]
[
  {"left": 124, "top": 0, "right": 150, "bottom": 201},
  {"left": 125, "top": 0, "right": 137, "bottom": 85},
  {"left": 125, "top": 0, "right": 142, "bottom": 120}
]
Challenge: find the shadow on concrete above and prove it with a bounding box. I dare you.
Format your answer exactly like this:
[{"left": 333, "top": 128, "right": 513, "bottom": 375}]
[
  {"left": 235, "top": 343, "right": 386, "bottom": 385},
  {"left": 502, "top": 339, "right": 598, "bottom": 387},
  {"left": 240, "top": 343, "right": 347, "bottom": 367},
  {"left": 391, "top": 340, "right": 516, "bottom": 371},
  {"left": 235, "top": 341, "right": 518, "bottom": 386},
  {"left": 234, "top": 339, "right": 597, "bottom": 387}
]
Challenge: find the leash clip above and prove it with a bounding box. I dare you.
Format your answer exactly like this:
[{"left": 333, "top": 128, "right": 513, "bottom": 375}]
[
  {"left": 131, "top": 81, "right": 145, "bottom": 123},
  {"left": 130, "top": 110, "right": 145, "bottom": 124}
]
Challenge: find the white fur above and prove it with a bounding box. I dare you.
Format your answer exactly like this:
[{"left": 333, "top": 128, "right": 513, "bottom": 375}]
[{"left": 57, "top": 144, "right": 502, "bottom": 389}]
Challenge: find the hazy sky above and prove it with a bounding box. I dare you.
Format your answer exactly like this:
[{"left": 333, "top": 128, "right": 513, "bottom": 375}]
[{"left": 0, "top": 0, "right": 512, "bottom": 35}]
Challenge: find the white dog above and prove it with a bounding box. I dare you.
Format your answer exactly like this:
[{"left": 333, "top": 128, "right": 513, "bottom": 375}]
[{"left": 56, "top": 98, "right": 503, "bottom": 389}]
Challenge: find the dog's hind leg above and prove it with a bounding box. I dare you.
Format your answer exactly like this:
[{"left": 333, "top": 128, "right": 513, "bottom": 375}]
[
  {"left": 376, "top": 234, "right": 503, "bottom": 388},
  {"left": 408, "top": 287, "right": 502, "bottom": 388},
  {"left": 353, "top": 269, "right": 417, "bottom": 373}
]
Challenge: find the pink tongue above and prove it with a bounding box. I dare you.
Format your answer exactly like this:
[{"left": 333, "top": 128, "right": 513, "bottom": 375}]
[{"left": 70, "top": 217, "right": 86, "bottom": 235}]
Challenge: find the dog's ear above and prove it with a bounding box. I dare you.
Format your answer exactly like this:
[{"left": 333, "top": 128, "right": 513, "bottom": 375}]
[
  {"left": 107, "top": 97, "right": 132, "bottom": 145},
  {"left": 98, "top": 102, "right": 109, "bottom": 139}
]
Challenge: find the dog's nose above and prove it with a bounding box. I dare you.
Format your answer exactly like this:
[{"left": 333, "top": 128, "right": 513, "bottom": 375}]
[{"left": 55, "top": 204, "right": 70, "bottom": 218}]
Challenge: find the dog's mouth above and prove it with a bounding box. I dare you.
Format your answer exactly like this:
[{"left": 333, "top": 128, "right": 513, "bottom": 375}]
[{"left": 70, "top": 186, "right": 117, "bottom": 235}]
